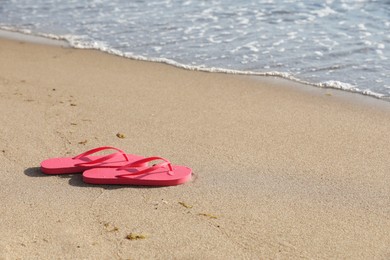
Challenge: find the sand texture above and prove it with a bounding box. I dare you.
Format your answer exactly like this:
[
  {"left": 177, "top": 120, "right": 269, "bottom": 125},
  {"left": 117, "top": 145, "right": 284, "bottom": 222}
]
[{"left": 1, "top": 37, "right": 390, "bottom": 259}]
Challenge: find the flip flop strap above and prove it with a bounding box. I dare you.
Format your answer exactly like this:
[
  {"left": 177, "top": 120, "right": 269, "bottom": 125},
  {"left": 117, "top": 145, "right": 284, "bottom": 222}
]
[
  {"left": 116, "top": 156, "right": 173, "bottom": 177},
  {"left": 73, "top": 146, "right": 129, "bottom": 166}
]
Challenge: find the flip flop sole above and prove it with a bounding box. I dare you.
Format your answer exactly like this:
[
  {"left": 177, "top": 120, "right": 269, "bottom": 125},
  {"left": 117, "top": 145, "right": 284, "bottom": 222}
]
[{"left": 83, "top": 165, "right": 192, "bottom": 186}]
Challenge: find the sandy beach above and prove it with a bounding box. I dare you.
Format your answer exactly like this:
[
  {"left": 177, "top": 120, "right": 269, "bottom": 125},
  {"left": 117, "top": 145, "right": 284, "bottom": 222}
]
[{"left": 1, "top": 36, "right": 390, "bottom": 259}]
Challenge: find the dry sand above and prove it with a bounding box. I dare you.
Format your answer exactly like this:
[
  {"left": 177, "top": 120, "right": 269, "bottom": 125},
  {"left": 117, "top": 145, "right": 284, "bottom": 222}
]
[{"left": 0, "top": 36, "right": 390, "bottom": 259}]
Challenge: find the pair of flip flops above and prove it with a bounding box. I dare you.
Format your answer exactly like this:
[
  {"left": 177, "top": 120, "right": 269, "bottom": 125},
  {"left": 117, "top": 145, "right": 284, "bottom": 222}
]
[{"left": 40, "top": 146, "right": 192, "bottom": 186}]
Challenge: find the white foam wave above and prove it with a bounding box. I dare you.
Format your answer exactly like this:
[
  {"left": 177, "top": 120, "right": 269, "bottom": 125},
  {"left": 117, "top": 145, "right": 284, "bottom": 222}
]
[
  {"left": 61, "top": 39, "right": 390, "bottom": 101},
  {"left": 1, "top": 27, "right": 388, "bottom": 102},
  {"left": 317, "top": 80, "right": 386, "bottom": 99},
  {"left": 62, "top": 36, "right": 390, "bottom": 101}
]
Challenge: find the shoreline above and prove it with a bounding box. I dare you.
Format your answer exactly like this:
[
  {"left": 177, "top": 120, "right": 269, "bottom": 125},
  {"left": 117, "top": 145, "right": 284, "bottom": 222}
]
[
  {"left": 0, "top": 28, "right": 70, "bottom": 47},
  {"left": 1, "top": 28, "right": 388, "bottom": 103},
  {"left": 1, "top": 36, "right": 390, "bottom": 259},
  {"left": 250, "top": 75, "right": 390, "bottom": 111}
]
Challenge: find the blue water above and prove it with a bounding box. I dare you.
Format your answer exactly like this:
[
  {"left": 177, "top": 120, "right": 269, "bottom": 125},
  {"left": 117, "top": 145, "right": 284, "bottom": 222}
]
[{"left": 1, "top": 0, "right": 389, "bottom": 99}]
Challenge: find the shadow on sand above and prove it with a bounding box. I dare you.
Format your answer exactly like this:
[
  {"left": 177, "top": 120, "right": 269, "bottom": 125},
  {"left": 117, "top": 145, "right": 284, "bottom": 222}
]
[{"left": 23, "top": 167, "right": 166, "bottom": 190}]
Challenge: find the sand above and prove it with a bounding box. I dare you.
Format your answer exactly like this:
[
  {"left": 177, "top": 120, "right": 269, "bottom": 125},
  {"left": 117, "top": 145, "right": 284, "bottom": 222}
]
[{"left": 0, "top": 35, "right": 390, "bottom": 259}]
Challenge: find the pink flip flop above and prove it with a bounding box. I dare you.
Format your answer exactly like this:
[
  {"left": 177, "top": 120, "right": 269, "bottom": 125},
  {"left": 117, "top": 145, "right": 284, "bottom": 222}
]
[
  {"left": 82, "top": 156, "right": 192, "bottom": 186},
  {"left": 40, "top": 146, "right": 145, "bottom": 174}
]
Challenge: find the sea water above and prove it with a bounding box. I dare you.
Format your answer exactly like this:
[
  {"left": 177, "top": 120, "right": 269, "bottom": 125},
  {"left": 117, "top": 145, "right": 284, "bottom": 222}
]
[{"left": 0, "top": 0, "right": 389, "bottom": 100}]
